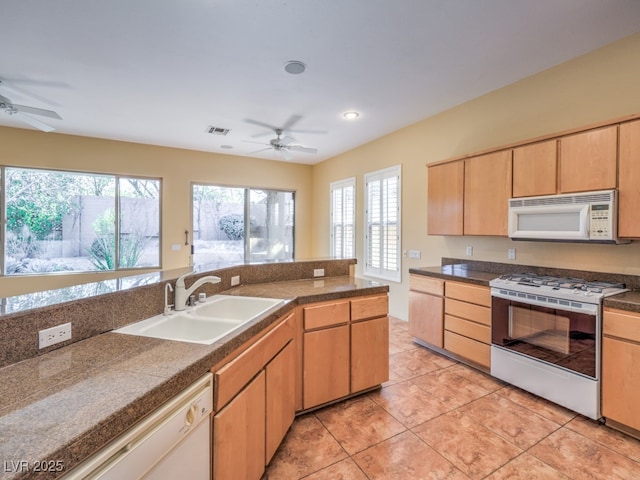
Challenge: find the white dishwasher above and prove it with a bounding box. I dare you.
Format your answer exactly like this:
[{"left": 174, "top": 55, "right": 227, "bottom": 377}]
[{"left": 63, "top": 373, "right": 212, "bottom": 480}]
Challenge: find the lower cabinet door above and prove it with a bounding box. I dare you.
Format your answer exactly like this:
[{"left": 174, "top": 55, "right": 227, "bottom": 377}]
[
  {"left": 213, "top": 371, "right": 266, "bottom": 480},
  {"left": 351, "top": 316, "right": 389, "bottom": 392},
  {"left": 408, "top": 290, "right": 444, "bottom": 348},
  {"left": 602, "top": 336, "right": 640, "bottom": 431},
  {"left": 303, "top": 325, "right": 350, "bottom": 409},
  {"left": 265, "top": 341, "right": 296, "bottom": 464}
]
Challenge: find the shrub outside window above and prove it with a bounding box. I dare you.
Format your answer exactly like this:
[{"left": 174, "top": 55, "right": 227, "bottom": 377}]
[
  {"left": 192, "top": 184, "right": 294, "bottom": 265},
  {"left": 2, "top": 167, "right": 160, "bottom": 275}
]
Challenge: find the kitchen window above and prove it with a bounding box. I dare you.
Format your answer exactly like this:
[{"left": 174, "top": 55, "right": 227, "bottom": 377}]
[
  {"left": 364, "top": 165, "right": 401, "bottom": 282},
  {"left": 330, "top": 177, "right": 355, "bottom": 258},
  {"left": 191, "top": 184, "right": 294, "bottom": 265},
  {"left": 1, "top": 166, "right": 160, "bottom": 275}
]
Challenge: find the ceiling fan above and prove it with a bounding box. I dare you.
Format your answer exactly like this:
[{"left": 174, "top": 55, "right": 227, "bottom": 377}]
[
  {"left": 244, "top": 114, "right": 327, "bottom": 138},
  {"left": 244, "top": 129, "right": 318, "bottom": 161},
  {"left": 0, "top": 79, "right": 62, "bottom": 132}
]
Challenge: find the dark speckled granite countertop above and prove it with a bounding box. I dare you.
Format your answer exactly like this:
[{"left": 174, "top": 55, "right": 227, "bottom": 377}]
[
  {"left": 409, "top": 264, "right": 497, "bottom": 287},
  {"left": 0, "top": 276, "right": 387, "bottom": 480}
]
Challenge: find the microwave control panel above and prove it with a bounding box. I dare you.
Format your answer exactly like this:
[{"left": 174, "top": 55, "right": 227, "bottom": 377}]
[{"left": 589, "top": 204, "right": 612, "bottom": 239}]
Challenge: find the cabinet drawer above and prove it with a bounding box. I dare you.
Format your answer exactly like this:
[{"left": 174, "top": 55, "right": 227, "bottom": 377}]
[
  {"left": 445, "top": 298, "right": 490, "bottom": 326},
  {"left": 303, "top": 300, "right": 350, "bottom": 330},
  {"left": 604, "top": 308, "right": 640, "bottom": 343},
  {"left": 351, "top": 294, "right": 388, "bottom": 322},
  {"left": 409, "top": 275, "right": 444, "bottom": 296},
  {"left": 214, "top": 313, "right": 294, "bottom": 410},
  {"left": 445, "top": 281, "right": 490, "bottom": 307},
  {"left": 444, "top": 330, "right": 490, "bottom": 368},
  {"left": 444, "top": 314, "right": 490, "bottom": 344}
]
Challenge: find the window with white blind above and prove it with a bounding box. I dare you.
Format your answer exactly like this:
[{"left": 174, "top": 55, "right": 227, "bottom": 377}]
[
  {"left": 330, "top": 177, "right": 355, "bottom": 258},
  {"left": 364, "top": 165, "right": 401, "bottom": 282}
]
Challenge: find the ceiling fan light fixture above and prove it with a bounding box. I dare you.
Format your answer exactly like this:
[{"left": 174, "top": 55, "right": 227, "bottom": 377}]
[
  {"left": 284, "top": 60, "right": 306, "bottom": 75},
  {"left": 343, "top": 111, "right": 360, "bottom": 120}
]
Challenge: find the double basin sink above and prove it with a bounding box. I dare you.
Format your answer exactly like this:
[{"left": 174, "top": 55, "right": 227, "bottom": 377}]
[{"left": 115, "top": 295, "right": 285, "bottom": 345}]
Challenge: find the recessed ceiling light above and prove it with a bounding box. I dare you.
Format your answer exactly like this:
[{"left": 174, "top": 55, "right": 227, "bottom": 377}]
[
  {"left": 343, "top": 111, "right": 360, "bottom": 120},
  {"left": 284, "top": 60, "right": 306, "bottom": 74}
]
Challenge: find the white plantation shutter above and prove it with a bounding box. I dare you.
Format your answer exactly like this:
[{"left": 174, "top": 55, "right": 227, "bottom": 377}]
[
  {"left": 330, "top": 177, "right": 355, "bottom": 258},
  {"left": 364, "top": 165, "right": 401, "bottom": 281}
]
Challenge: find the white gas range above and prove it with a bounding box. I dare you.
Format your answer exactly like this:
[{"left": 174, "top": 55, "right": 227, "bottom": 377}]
[{"left": 489, "top": 272, "right": 627, "bottom": 420}]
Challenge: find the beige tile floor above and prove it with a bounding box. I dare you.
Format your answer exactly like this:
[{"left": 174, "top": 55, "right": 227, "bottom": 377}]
[{"left": 264, "top": 317, "right": 640, "bottom": 479}]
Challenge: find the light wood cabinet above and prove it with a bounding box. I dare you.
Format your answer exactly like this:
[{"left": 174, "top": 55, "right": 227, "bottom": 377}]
[
  {"left": 302, "top": 295, "right": 389, "bottom": 410},
  {"left": 512, "top": 139, "right": 558, "bottom": 197},
  {"left": 408, "top": 276, "right": 491, "bottom": 369},
  {"left": 427, "top": 161, "right": 464, "bottom": 235},
  {"left": 443, "top": 281, "right": 491, "bottom": 369},
  {"left": 618, "top": 120, "right": 640, "bottom": 238},
  {"left": 559, "top": 125, "right": 617, "bottom": 194},
  {"left": 213, "top": 371, "right": 266, "bottom": 480},
  {"left": 464, "top": 150, "right": 512, "bottom": 236},
  {"left": 303, "top": 324, "right": 350, "bottom": 408},
  {"left": 212, "top": 312, "right": 295, "bottom": 479},
  {"left": 351, "top": 298, "right": 389, "bottom": 392},
  {"left": 408, "top": 274, "right": 445, "bottom": 348},
  {"left": 602, "top": 307, "right": 640, "bottom": 432},
  {"left": 265, "top": 341, "right": 296, "bottom": 463}
]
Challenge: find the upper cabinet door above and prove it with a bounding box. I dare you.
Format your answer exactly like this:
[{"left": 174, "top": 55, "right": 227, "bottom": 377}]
[
  {"left": 559, "top": 125, "right": 617, "bottom": 194},
  {"left": 464, "top": 150, "right": 512, "bottom": 236},
  {"left": 427, "top": 161, "right": 464, "bottom": 235},
  {"left": 512, "top": 140, "right": 558, "bottom": 198},
  {"left": 618, "top": 120, "right": 640, "bottom": 238}
]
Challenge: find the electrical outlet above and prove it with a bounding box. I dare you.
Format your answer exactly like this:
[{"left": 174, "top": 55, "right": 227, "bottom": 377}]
[
  {"left": 39, "top": 322, "right": 72, "bottom": 349},
  {"left": 231, "top": 275, "right": 240, "bottom": 286},
  {"left": 508, "top": 248, "right": 516, "bottom": 260},
  {"left": 466, "top": 246, "right": 473, "bottom": 256},
  {"left": 313, "top": 268, "right": 325, "bottom": 277},
  {"left": 409, "top": 250, "right": 421, "bottom": 259}
]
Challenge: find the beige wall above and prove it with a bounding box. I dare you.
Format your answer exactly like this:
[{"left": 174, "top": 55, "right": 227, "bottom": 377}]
[
  {"left": 0, "top": 128, "right": 313, "bottom": 296},
  {"left": 311, "top": 33, "right": 640, "bottom": 320}
]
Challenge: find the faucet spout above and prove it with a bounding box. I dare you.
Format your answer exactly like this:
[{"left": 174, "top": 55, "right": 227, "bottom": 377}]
[
  {"left": 164, "top": 283, "right": 174, "bottom": 315},
  {"left": 174, "top": 273, "right": 221, "bottom": 311}
]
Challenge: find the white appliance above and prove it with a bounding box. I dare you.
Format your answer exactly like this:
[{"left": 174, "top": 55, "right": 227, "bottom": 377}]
[
  {"left": 490, "top": 273, "right": 627, "bottom": 419},
  {"left": 508, "top": 189, "right": 628, "bottom": 244},
  {"left": 63, "top": 373, "right": 212, "bottom": 480}
]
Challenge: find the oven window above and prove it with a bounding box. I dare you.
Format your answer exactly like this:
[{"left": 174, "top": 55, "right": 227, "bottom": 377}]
[{"left": 492, "top": 297, "right": 597, "bottom": 378}]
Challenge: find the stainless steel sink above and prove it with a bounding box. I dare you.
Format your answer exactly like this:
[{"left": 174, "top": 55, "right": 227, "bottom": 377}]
[{"left": 114, "top": 295, "right": 284, "bottom": 344}]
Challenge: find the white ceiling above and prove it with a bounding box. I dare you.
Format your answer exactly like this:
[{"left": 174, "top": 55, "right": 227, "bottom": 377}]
[{"left": 2, "top": 1, "right": 640, "bottom": 165}]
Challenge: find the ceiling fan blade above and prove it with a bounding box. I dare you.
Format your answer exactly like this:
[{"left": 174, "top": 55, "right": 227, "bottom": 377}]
[
  {"left": 288, "top": 145, "right": 318, "bottom": 154},
  {"left": 12, "top": 104, "right": 61, "bottom": 119},
  {"left": 12, "top": 111, "right": 55, "bottom": 132},
  {"left": 244, "top": 118, "right": 279, "bottom": 131},
  {"left": 248, "top": 147, "right": 273, "bottom": 155},
  {"left": 242, "top": 140, "right": 270, "bottom": 146},
  {"left": 289, "top": 128, "right": 328, "bottom": 135},
  {"left": 280, "top": 149, "right": 294, "bottom": 161},
  {"left": 281, "top": 114, "right": 303, "bottom": 131},
  {"left": 279, "top": 136, "right": 296, "bottom": 146}
]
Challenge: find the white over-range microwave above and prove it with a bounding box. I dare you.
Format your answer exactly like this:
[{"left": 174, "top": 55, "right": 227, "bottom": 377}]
[{"left": 508, "top": 189, "right": 629, "bottom": 244}]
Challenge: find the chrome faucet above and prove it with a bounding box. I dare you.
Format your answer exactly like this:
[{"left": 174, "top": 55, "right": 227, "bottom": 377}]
[
  {"left": 164, "top": 282, "right": 174, "bottom": 315},
  {"left": 174, "top": 273, "right": 221, "bottom": 311}
]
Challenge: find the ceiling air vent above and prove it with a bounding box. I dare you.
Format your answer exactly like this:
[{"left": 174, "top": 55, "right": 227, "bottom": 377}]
[{"left": 205, "top": 126, "right": 230, "bottom": 136}]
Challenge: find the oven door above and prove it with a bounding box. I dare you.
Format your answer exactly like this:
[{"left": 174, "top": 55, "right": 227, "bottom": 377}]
[
  {"left": 491, "top": 292, "right": 599, "bottom": 378},
  {"left": 490, "top": 289, "right": 602, "bottom": 419}
]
